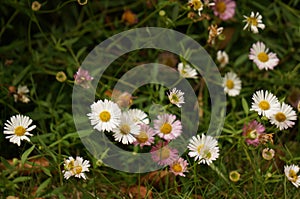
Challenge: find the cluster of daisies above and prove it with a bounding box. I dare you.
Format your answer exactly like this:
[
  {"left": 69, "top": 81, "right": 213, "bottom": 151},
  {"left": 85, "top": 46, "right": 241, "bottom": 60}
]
[{"left": 87, "top": 87, "right": 219, "bottom": 176}]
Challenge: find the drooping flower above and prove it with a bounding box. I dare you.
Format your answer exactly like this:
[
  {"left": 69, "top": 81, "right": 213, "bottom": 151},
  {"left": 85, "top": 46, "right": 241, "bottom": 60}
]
[
  {"left": 154, "top": 114, "right": 182, "bottom": 141},
  {"left": 222, "top": 71, "right": 242, "bottom": 96},
  {"left": 31, "top": 1, "right": 41, "bottom": 11},
  {"left": 188, "top": 134, "right": 219, "bottom": 165},
  {"left": 133, "top": 124, "right": 155, "bottom": 148},
  {"left": 112, "top": 112, "right": 140, "bottom": 145},
  {"left": 249, "top": 41, "right": 279, "bottom": 70},
  {"left": 217, "top": 50, "right": 229, "bottom": 68},
  {"left": 168, "top": 88, "right": 185, "bottom": 107},
  {"left": 188, "top": 0, "right": 204, "bottom": 16},
  {"left": 87, "top": 99, "right": 121, "bottom": 132},
  {"left": 284, "top": 164, "right": 300, "bottom": 188},
  {"left": 177, "top": 62, "right": 198, "bottom": 79},
  {"left": 74, "top": 67, "right": 94, "bottom": 88},
  {"left": 242, "top": 120, "right": 265, "bottom": 147},
  {"left": 269, "top": 103, "right": 297, "bottom": 130},
  {"left": 13, "top": 85, "right": 30, "bottom": 103},
  {"left": 243, "top": 12, "right": 265, "bottom": 34},
  {"left": 212, "top": 0, "right": 236, "bottom": 21},
  {"left": 3, "top": 114, "right": 36, "bottom": 146},
  {"left": 63, "top": 156, "right": 90, "bottom": 180},
  {"left": 169, "top": 157, "right": 189, "bottom": 177},
  {"left": 250, "top": 90, "right": 280, "bottom": 118},
  {"left": 262, "top": 148, "right": 275, "bottom": 160},
  {"left": 151, "top": 142, "right": 179, "bottom": 166},
  {"left": 127, "top": 109, "right": 149, "bottom": 125},
  {"left": 77, "top": 0, "right": 88, "bottom": 5},
  {"left": 56, "top": 71, "right": 67, "bottom": 82}
]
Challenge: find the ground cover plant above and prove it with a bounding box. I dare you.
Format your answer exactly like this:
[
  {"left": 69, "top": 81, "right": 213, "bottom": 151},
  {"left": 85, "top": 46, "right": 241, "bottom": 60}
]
[{"left": 0, "top": 0, "right": 300, "bottom": 198}]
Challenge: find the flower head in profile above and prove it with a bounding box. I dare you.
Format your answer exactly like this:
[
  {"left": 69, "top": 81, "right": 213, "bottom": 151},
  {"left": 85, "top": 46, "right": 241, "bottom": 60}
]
[
  {"left": 13, "top": 85, "right": 30, "bottom": 103},
  {"left": 249, "top": 41, "right": 279, "bottom": 70},
  {"left": 169, "top": 158, "right": 189, "bottom": 177},
  {"left": 243, "top": 12, "right": 265, "bottom": 34},
  {"left": 154, "top": 114, "right": 182, "bottom": 141},
  {"left": 262, "top": 148, "right": 275, "bottom": 160},
  {"left": 222, "top": 71, "right": 242, "bottom": 97},
  {"left": 207, "top": 24, "right": 223, "bottom": 45},
  {"left": 212, "top": 0, "right": 236, "bottom": 21},
  {"left": 31, "top": 1, "right": 41, "bottom": 11},
  {"left": 188, "top": 134, "right": 219, "bottom": 165},
  {"left": 284, "top": 164, "right": 300, "bottom": 188},
  {"left": 242, "top": 120, "right": 265, "bottom": 147},
  {"left": 217, "top": 50, "right": 229, "bottom": 68},
  {"left": 177, "top": 62, "right": 198, "bottom": 79},
  {"left": 63, "top": 156, "right": 90, "bottom": 180},
  {"left": 87, "top": 99, "right": 121, "bottom": 132},
  {"left": 3, "top": 114, "right": 36, "bottom": 146},
  {"left": 269, "top": 103, "right": 297, "bottom": 130},
  {"left": 168, "top": 88, "right": 185, "bottom": 107},
  {"left": 151, "top": 142, "right": 179, "bottom": 166},
  {"left": 188, "top": 0, "right": 204, "bottom": 16},
  {"left": 229, "top": 171, "right": 240, "bottom": 182},
  {"left": 112, "top": 112, "right": 140, "bottom": 145},
  {"left": 74, "top": 67, "right": 94, "bottom": 88},
  {"left": 250, "top": 90, "right": 280, "bottom": 118},
  {"left": 133, "top": 124, "right": 155, "bottom": 148},
  {"left": 127, "top": 109, "right": 149, "bottom": 125}
]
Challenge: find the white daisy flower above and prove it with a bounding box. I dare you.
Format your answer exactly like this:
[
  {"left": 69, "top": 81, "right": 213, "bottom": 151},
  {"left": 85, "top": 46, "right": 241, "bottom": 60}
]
[
  {"left": 269, "top": 103, "right": 297, "bottom": 130},
  {"left": 284, "top": 164, "right": 300, "bottom": 188},
  {"left": 188, "top": 0, "right": 204, "bottom": 16},
  {"left": 63, "top": 156, "right": 90, "bottom": 180},
  {"left": 127, "top": 109, "right": 149, "bottom": 125},
  {"left": 3, "top": 114, "right": 36, "bottom": 146},
  {"left": 222, "top": 72, "right": 242, "bottom": 97},
  {"left": 87, "top": 99, "right": 121, "bottom": 132},
  {"left": 217, "top": 50, "right": 229, "bottom": 68},
  {"left": 168, "top": 88, "right": 185, "bottom": 107},
  {"left": 243, "top": 12, "right": 265, "bottom": 34},
  {"left": 13, "top": 85, "right": 30, "bottom": 103},
  {"left": 249, "top": 41, "right": 279, "bottom": 70},
  {"left": 187, "top": 134, "right": 219, "bottom": 165},
  {"left": 250, "top": 90, "right": 280, "bottom": 118},
  {"left": 177, "top": 62, "right": 198, "bottom": 79},
  {"left": 112, "top": 112, "right": 140, "bottom": 144}
]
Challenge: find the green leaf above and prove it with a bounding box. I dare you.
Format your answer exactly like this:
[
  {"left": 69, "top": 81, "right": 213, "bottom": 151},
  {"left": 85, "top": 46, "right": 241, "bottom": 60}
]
[
  {"left": 12, "top": 65, "right": 31, "bottom": 86},
  {"left": 36, "top": 178, "right": 51, "bottom": 197},
  {"left": 12, "top": 176, "right": 32, "bottom": 183},
  {"left": 242, "top": 98, "right": 249, "bottom": 115},
  {"left": 41, "top": 167, "right": 52, "bottom": 177},
  {"left": 0, "top": 157, "right": 14, "bottom": 169},
  {"left": 21, "top": 145, "right": 35, "bottom": 166}
]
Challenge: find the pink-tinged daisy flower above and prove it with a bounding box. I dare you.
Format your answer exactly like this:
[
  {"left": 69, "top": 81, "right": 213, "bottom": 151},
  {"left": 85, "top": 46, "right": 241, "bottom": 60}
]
[
  {"left": 74, "top": 67, "right": 94, "bottom": 88},
  {"left": 112, "top": 112, "right": 140, "bottom": 145},
  {"left": 133, "top": 124, "right": 155, "bottom": 148},
  {"left": 212, "top": 0, "right": 236, "bottom": 21},
  {"left": 169, "top": 157, "right": 189, "bottom": 177},
  {"left": 154, "top": 114, "right": 182, "bottom": 141},
  {"left": 243, "top": 12, "right": 265, "bottom": 34},
  {"left": 269, "top": 103, "right": 297, "bottom": 130},
  {"left": 3, "top": 114, "right": 36, "bottom": 146},
  {"left": 151, "top": 142, "right": 179, "bottom": 166},
  {"left": 188, "top": 134, "right": 219, "bottom": 165},
  {"left": 87, "top": 99, "right": 121, "bottom": 132},
  {"left": 250, "top": 90, "right": 280, "bottom": 118},
  {"left": 284, "top": 164, "right": 300, "bottom": 188},
  {"left": 242, "top": 120, "right": 265, "bottom": 146},
  {"left": 63, "top": 156, "right": 90, "bottom": 180},
  {"left": 249, "top": 41, "right": 279, "bottom": 70}
]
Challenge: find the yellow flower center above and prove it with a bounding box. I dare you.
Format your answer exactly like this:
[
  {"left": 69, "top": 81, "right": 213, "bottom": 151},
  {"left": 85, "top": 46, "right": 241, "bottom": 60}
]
[
  {"left": 248, "top": 129, "right": 258, "bottom": 139},
  {"left": 99, "top": 111, "right": 111, "bottom": 122},
  {"left": 73, "top": 166, "right": 83, "bottom": 175},
  {"left": 275, "top": 112, "right": 286, "bottom": 122},
  {"left": 258, "top": 100, "right": 270, "bottom": 110},
  {"left": 14, "top": 126, "right": 26, "bottom": 136},
  {"left": 289, "top": 170, "right": 298, "bottom": 182},
  {"left": 120, "top": 124, "right": 131, "bottom": 135},
  {"left": 197, "top": 144, "right": 204, "bottom": 154},
  {"left": 171, "top": 94, "right": 179, "bottom": 103},
  {"left": 157, "top": 147, "right": 170, "bottom": 160},
  {"left": 204, "top": 150, "right": 212, "bottom": 159},
  {"left": 247, "top": 17, "right": 258, "bottom": 26},
  {"left": 172, "top": 163, "right": 183, "bottom": 173},
  {"left": 160, "top": 123, "right": 172, "bottom": 134},
  {"left": 226, "top": 80, "right": 234, "bottom": 89},
  {"left": 257, "top": 52, "right": 269, "bottom": 63},
  {"left": 216, "top": 1, "right": 226, "bottom": 13},
  {"left": 136, "top": 131, "right": 148, "bottom": 143},
  {"left": 192, "top": 0, "right": 203, "bottom": 10}
]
